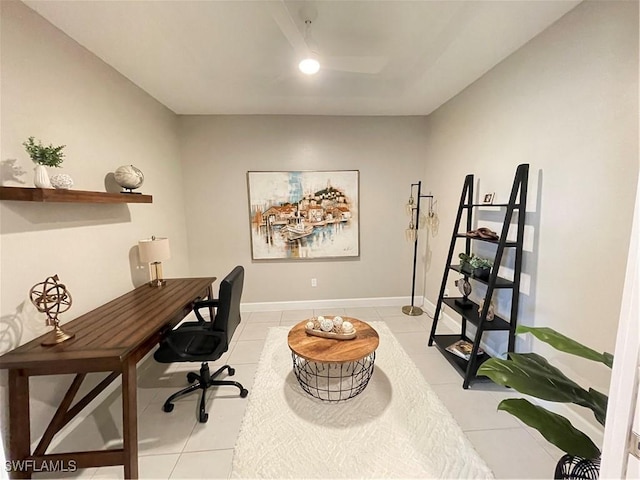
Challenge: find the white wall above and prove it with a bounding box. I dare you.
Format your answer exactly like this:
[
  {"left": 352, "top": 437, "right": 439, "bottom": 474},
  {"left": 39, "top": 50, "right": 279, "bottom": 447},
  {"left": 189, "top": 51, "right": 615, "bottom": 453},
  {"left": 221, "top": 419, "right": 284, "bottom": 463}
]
[
  {"left": 178, "top": 115, "right": 429, "bottom": 304},
  {"left": 422, "top": 0, "right": 638, "bottom": 437},
  {"left": 0, "top": 0, "right": 190, "bottom": 451}
]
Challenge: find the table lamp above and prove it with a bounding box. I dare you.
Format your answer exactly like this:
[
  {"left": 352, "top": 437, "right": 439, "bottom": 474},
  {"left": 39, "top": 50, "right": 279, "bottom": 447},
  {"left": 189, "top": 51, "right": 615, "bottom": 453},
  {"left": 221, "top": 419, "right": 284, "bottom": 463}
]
[{"left": 138, "top": 236, "right": 170, "bottom": 287}]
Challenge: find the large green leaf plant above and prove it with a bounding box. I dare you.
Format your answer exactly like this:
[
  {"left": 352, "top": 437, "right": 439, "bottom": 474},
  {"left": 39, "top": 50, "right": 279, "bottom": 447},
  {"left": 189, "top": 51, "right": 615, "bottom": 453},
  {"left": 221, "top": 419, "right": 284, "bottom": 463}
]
[{"left": 477, "top": 326, "right": 613, "bottom": 460}]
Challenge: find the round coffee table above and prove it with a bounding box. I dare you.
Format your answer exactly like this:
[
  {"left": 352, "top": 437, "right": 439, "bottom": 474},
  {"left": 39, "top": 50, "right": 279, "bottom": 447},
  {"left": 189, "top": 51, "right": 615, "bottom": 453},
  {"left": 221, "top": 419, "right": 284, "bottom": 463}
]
[{"left": 287, "top": 318, "right": 379, "bottom": 402}]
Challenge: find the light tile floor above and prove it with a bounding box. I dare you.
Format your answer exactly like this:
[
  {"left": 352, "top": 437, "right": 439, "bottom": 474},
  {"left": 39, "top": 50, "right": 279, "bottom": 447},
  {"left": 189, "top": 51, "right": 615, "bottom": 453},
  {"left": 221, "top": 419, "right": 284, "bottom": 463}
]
[{"left": 35, "top": 305, "right": 563, "bottom": 479}]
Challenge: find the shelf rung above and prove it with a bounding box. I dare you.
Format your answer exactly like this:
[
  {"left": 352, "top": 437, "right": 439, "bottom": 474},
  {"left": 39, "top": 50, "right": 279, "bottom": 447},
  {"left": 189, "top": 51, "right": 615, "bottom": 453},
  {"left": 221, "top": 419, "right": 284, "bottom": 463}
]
[
  {"left": 454, "top": 234, "right": 518, "bottom": 247},
  {"left": 448, "top": 265, "right": 515, "bottom": 288},
  {"left": 430, "top": 334, "right": 491, "bottom": 380},
  {"left": 442, "top": 297, "right": 511, "bottom": 331}
]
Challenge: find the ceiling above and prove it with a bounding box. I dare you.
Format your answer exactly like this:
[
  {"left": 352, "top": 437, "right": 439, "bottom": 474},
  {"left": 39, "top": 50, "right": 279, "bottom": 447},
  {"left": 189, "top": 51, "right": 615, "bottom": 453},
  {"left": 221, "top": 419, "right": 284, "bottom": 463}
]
[{"left": 24, "top": 0, "right": 581, "bottom": 116}]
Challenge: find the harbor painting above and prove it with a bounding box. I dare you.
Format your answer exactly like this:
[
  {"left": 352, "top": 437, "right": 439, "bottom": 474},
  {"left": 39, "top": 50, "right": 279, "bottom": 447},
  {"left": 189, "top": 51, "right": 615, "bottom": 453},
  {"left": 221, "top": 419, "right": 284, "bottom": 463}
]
[{"left": 247, "top": 170, "right": 359, "bottom": 260}]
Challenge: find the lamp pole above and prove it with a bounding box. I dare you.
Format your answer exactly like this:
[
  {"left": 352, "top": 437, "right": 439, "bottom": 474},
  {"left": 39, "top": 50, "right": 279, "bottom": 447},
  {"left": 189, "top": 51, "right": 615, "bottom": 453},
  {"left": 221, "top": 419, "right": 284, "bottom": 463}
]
[{"left": 402, "top": 181, "right": 433, "bottom": 316}]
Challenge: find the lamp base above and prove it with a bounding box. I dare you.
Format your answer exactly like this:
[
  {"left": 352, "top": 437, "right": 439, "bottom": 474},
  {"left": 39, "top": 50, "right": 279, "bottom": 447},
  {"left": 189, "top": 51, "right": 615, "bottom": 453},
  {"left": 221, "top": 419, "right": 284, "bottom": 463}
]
[
  {"left": 148, "top": 261, "right": 165, "bottom": 287},
  {"left": 402, "top": 305, "right": 423, "bottom": 316},
  {"left": 41, "top": 324, "right": 75, "bottom": 346}
]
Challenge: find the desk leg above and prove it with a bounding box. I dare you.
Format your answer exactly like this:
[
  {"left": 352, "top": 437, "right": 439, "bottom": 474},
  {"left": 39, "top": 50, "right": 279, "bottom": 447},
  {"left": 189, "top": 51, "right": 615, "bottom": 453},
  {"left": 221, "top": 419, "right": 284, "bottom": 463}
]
[
  {"left": 122, "top": 360, "right": 138, "bottom": 479},
  {"left": 8, "top": 369, "right": 31, "bottom": 479}
]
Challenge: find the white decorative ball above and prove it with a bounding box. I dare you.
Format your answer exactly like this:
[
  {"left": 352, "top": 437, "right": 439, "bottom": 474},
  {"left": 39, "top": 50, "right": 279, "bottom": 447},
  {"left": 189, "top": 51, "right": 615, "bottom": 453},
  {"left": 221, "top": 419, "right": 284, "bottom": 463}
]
[
  {"left": 341, "top": 321, "right": 354, "bottom": 334},
  {"left": 50, "top": 173, "right": 74, "bottom": 190},
  {"left": 320, "top": 318, "right": 334, "bottom": 332},
  {"left": 306, "top": 321, "right": 315, "bottom": 330},
  {"left": 317, "top": 315, "right": 325, "bottom": 322},
  {"left": 333, "top": 316, "right": 343, "bottom": 327},
  {"left": 114, "top": 165, "right": 144, "bottom": 190}
]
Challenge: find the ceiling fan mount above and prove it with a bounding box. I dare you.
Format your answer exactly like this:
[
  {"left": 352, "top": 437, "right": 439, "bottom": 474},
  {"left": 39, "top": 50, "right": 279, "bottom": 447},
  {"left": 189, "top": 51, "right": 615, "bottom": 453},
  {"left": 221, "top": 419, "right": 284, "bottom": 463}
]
[{"left": 269, "top": 1, "right": 387, "bottom": 75}]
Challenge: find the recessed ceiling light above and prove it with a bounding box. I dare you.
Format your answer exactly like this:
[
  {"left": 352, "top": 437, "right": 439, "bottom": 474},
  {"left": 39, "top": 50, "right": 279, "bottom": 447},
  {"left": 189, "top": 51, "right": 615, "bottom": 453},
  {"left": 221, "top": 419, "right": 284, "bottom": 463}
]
[{"left": 299, "top": 57, "right": 320, "bottom": 75}]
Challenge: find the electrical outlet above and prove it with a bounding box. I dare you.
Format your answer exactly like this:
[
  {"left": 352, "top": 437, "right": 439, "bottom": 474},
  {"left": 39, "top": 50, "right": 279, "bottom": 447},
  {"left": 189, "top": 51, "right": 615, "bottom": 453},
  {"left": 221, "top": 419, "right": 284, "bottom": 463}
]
[{"left": 311, "top": 278, "right": 317, "bottom": 287}]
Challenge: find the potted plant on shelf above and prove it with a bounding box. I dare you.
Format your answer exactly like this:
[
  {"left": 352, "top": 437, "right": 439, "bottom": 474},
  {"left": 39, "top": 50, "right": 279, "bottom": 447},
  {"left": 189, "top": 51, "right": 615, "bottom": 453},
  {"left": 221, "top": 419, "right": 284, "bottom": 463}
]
[
  {"left": 23, "top": 136, "right": 66, "bottom": 188},
  {"left": 458, "top": 253, "right": 493, "bottom": 280},
  {"left": 477, "top": 326, "right": 612, "bottom": 479}
]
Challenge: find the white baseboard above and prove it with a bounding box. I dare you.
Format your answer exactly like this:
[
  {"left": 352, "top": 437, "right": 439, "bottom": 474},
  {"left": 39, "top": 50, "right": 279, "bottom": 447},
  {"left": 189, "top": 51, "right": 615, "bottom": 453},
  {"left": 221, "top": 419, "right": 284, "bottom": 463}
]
[{"left": 241, "top": 295, "right": 422, "bottom": 312}]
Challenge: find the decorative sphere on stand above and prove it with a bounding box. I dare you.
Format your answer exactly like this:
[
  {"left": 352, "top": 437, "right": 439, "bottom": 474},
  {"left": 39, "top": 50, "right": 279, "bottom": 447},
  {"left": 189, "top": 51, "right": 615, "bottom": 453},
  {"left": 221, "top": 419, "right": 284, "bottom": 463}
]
[
  {"left": 29, "top": 274, "right": 75, "bottom": 345},
  {"left": 114, "top": 165, "right": 144, "bottom": 193}
]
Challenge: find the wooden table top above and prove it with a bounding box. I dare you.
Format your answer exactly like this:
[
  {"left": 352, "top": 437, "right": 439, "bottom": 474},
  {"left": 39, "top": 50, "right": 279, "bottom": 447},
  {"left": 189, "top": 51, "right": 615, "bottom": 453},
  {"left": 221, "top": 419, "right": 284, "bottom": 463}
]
[
  {"left": 287, "top": 318, "right": 379, "bottom": 363},
  {"left": 0, "top": 277, "right": 215, "bottom": 372}
]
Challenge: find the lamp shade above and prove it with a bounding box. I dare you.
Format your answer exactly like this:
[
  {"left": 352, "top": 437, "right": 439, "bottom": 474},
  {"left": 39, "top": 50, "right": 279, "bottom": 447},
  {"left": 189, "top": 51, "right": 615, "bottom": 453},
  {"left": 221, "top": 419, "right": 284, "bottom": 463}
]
[{"left": 138, "top": 237, "right": 170, "bottom": 263}]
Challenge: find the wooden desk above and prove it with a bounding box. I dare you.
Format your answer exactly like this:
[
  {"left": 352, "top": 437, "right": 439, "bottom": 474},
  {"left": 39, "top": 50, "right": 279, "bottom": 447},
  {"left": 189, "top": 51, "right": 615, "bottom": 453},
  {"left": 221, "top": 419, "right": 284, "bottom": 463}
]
[{"left": 0, "top": 277, "right": 215, "bottom": 479}]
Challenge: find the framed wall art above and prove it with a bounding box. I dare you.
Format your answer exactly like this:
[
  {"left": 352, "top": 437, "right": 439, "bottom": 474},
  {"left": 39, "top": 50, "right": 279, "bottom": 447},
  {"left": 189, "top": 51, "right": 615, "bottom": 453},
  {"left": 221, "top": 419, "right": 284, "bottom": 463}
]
[
  {"left": 482, "top": 192, "right": 495, "bottom": 205},
  {"left": 247, "top": 170, "right": 360, "bottom": 260}
]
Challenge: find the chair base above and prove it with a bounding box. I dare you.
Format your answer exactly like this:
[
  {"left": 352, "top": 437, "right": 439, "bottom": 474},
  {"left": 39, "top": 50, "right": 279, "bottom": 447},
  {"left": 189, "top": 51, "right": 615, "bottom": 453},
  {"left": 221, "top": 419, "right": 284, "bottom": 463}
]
[{"left": 162, "top": 362, "right": 248, "bottom": 423}]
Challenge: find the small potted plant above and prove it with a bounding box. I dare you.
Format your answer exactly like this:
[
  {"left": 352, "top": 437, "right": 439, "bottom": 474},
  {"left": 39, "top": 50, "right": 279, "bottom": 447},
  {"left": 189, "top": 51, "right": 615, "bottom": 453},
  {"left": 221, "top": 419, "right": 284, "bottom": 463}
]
[
  {"left": 469, "top": 256, "right": 493, "bottom": 280},
  {"left": 23, "top": 136, "right": 66, "bottom": 188},
  {"left": 477, "top": 326, "right": 612, "bottom": 479},
  {"left": 458, "top": 253, "right": 493, "bottom": 280},
  {"left": 458, "top": 252, "right": 475, "bottom": 275}
]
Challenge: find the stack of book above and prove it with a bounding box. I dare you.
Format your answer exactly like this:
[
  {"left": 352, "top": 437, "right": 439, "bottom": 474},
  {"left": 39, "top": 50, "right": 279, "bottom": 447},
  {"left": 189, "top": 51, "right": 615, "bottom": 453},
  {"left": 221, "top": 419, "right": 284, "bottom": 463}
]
[{"left": 445, "top": 339, "right": 484, "bottom": 361}]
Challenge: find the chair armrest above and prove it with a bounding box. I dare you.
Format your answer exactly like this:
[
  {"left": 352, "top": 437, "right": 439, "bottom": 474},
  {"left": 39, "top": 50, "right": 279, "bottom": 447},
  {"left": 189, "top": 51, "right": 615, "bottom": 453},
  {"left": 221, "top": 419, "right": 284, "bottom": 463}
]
[
  {"left": 193, "top": 298, "right": 219, "bottom": 323},
  {"left": 194, "top": 299, "right": 219, "bottom": 308}
]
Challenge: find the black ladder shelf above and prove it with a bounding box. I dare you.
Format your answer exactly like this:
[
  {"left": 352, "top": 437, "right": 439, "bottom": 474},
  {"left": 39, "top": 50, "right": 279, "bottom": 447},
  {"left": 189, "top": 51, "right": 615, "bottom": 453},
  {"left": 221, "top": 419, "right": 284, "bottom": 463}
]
[{"left": 428, "top": 163, "right": 528, "bottom": 389}]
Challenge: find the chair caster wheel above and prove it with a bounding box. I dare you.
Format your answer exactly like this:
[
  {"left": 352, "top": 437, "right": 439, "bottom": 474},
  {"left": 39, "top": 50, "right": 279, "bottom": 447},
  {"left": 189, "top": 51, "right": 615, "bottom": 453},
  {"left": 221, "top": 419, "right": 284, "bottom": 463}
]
[
  {"left": 228, "top": 367, "right": 235, "bottom": 376},
  {"left": 163, "top": 403, "right": 174, "bottom": 413},
  {"left": 240, "top": 388, "right": 249, "bottom": 398},
  {"left": 199, "top": 412, "right": 209, "bottom": 423},
  {"left": 187, "top": 372, "right": 198, "bottom": 384}
]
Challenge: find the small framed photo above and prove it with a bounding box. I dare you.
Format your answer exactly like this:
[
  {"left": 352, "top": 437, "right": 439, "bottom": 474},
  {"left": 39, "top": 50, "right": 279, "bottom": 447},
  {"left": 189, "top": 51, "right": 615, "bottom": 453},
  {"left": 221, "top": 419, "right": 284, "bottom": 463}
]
[{"left": 482, "top": 192, "right": 495, "bottom": 205}]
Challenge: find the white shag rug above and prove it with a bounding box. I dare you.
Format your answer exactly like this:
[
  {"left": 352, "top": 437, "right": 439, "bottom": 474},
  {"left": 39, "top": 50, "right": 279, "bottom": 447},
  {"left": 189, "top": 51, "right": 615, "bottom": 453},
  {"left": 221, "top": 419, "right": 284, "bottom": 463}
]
[{"left": 231, "top": 322, "right": 494, "bottom": 479}]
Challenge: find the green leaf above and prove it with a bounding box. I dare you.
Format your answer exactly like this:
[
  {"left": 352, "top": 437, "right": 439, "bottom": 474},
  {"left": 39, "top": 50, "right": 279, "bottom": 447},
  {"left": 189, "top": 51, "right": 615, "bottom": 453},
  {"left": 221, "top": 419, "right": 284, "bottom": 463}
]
[
  {"left": 478, "top": 355, "right": 607, "bottom": 426},
  {"left": 587, "top": 388, "right": 608, "bottom": 426},
  {"left": 498, "top": 398, "right": 601, "bottom": 459},
  {"left": 478, "top": 354, "right": 590, "bottom": 403},
  {"left": 516, "top": 326, "right": 613, "bottom": 368}
]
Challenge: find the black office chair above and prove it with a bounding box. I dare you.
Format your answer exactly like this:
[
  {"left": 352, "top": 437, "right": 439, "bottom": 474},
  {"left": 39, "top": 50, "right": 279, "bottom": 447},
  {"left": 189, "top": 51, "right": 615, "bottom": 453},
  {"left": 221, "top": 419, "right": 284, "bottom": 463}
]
[{"left": 153, "top": 266, "right": 248, "bottom": 423}]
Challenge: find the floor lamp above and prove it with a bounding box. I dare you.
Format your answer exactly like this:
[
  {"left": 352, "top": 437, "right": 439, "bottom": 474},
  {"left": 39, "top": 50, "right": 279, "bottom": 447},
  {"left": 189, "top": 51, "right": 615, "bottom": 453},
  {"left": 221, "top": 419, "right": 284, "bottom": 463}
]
[{"left": 402, "top": 181, "right": 434, "bottom": 316}]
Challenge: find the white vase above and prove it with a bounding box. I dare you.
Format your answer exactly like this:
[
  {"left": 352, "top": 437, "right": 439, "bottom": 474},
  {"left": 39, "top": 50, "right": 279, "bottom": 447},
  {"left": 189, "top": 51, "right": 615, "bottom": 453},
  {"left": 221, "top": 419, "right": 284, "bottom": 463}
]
[{"left": 34, "top": 165, "right": 52, "bottom": 188}]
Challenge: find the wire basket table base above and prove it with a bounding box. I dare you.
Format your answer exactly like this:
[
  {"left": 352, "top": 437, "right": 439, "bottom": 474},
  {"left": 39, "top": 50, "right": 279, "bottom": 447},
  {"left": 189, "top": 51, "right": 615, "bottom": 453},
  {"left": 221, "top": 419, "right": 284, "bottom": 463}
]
[{"left": 291, "top": 352, "right": 376, "bottom": 402}]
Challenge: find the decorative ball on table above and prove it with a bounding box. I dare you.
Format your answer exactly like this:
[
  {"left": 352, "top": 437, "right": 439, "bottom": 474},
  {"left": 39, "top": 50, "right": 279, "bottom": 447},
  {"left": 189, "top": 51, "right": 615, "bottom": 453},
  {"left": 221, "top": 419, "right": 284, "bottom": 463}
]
[
  {"left": 320, "top": 318, "right": 334, "bottom": 332},
  {"left": 304, "top": 316, "right": 357, "bottom": 339},
  {"left": 114, "top": 165, "right": 144, "bottom": 194},
  {"left": 341, "top": 321, "right": 354, "bottom": 334}
]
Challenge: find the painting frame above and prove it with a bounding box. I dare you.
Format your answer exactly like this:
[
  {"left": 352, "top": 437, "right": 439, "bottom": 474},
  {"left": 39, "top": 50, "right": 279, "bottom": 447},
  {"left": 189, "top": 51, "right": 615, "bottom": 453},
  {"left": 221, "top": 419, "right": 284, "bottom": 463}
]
[{"left": 247, "top": 170, "right": 360, "bottom": 260}]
